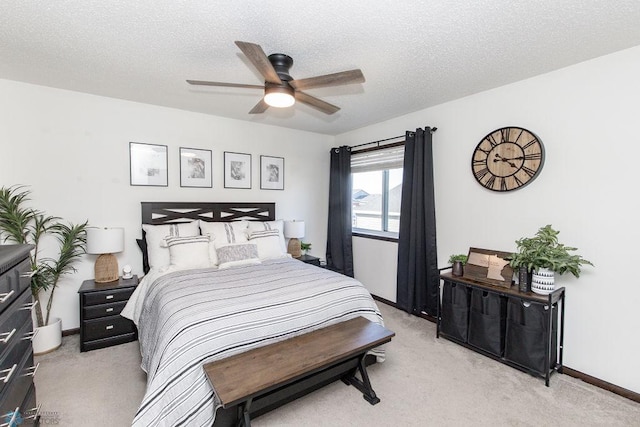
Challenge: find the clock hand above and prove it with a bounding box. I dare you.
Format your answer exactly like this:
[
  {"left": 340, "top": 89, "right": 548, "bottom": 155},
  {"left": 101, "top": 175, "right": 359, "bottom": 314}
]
[{"left": 493, "top": 154, "right": 518, "bottom": 168}]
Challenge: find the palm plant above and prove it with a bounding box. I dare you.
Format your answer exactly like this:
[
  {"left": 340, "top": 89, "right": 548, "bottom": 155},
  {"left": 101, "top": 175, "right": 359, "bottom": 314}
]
[{"left": 0, "top": 185, "right": 87, "bottom": 327}]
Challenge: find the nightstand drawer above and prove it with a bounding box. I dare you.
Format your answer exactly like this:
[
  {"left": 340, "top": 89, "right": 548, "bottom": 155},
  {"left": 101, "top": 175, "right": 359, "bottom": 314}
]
[
  {"left": 83, "top": 301, "right": 128, "bottom": 320},
  {"left": 83, "top": 315, "right": 135, "bottom": 341},
  {"left": 83, "top": 287, "right": 135, "bottom": 306}
]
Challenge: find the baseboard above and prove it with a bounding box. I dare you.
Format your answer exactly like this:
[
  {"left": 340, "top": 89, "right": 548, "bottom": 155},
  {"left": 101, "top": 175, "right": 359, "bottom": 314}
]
[
  {"left": 62, "top": 328, "right": 79, "bottom": 337},
  {"left": 371, "top": 294, "right": 437, "bottom": 323},
  {"left": 562, "top": 367, "right": 640, "bottom": 403},
  {"left": 371, "top": 294, "right": 640, "bottom": 404}
]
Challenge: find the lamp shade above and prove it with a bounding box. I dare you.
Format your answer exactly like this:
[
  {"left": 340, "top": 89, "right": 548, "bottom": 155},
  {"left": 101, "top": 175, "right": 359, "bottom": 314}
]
[
  {"left": 284, "top": 221, "right": 305, "bottom": 239},
  {"left": 86, "top": 227, "right": 124, "bottom": 254}
]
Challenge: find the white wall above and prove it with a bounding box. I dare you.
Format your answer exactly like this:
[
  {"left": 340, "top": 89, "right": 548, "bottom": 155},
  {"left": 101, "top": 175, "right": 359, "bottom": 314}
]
[
  {"left": 337, "top": 45, "right": 640, "bottom": 394},
  {"left": 0, "top": 79, "right": 333, "bottom": 331}
]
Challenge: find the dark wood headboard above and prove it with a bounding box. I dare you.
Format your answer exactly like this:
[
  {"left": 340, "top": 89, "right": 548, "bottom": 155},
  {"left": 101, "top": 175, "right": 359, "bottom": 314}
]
[{"left": 141, "top": 202, "right": 276, "bottom": 225}]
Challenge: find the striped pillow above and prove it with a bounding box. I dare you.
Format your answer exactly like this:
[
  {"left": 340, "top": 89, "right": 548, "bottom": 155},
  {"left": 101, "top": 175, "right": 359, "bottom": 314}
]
[
  {"left": 248, "top": 220, "right": 287, "bottom": 253},
  {"left": 142, "top": 222, "right": 200, "bottom": 270},
  {"left": 248, "top": 229, "right": 288, "bottom": 260},
  {"left": 216, "top": 243, "right": 261, "bottom": 270},
  {"left": 165, "top": 235, "right": 211, "bottom": 270}
]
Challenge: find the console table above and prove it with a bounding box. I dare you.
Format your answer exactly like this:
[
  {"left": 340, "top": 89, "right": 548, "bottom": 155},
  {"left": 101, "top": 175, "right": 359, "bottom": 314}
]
[{"left": 437, "top": 272, "right": 565, "bottom": 386}]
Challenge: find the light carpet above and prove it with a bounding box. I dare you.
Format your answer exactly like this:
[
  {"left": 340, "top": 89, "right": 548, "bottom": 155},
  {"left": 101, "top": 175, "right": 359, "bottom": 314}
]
[{"left": 35, "top": 303, "right": 640, "bottom": 426}]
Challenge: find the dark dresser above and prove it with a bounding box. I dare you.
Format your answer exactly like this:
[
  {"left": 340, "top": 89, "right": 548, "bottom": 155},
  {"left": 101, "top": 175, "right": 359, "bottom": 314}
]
[
  {"left": 0, "top": 244, "right": 40, "bottom": 425},
  {"left": 78, "top": 276, "right": 138, "bottom": 352}
]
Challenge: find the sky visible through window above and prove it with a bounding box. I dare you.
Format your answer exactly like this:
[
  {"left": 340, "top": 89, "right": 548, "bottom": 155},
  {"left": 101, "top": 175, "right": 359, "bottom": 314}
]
[{"left": 352, "top": 168, "right": 403, "bottom": 232}]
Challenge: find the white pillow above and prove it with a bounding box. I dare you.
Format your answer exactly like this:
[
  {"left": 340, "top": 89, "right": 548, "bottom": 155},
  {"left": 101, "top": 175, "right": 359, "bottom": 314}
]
[
  {"left": 199, "top": 220, "right": 249, "bottom": 244},
  {"left": 247, "top": 220, "right": 287, "bottom": 253},
  {"left": 216, "top": 243, "right": 261, "bottom": 270},
  {"left": 248, "top": 229, "right": 288, "bottom": 260},
  {"left": 142, "top": 222, "right": 200, "bottom": 269},
  {"left": 165, "top": 235, "right": 211, "bottom": 269}
]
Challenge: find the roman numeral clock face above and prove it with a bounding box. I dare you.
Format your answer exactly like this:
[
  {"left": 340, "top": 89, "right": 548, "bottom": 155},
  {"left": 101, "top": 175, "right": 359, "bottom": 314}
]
[{"left": 471, "top": 127, "right": 545, "bottom": 192}]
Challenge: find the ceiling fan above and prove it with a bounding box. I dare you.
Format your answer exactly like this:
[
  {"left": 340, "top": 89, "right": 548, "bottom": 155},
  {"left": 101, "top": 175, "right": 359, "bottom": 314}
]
[{"left": 186, "top": 41, "right": 365, "bottom": 115}]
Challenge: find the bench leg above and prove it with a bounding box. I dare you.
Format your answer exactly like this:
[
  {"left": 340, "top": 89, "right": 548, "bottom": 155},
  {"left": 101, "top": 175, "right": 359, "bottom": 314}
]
[
  {"left": 342, "top": 355, "right": 380, "bottom": 405},
  {"left": 236, "top": 398, "right": 252, "bottom": 427}
]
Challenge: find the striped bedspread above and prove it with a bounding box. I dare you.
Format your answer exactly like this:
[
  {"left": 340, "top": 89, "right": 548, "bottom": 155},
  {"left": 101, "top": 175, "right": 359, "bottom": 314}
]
[{"left": 124, "top": 257, "right": 384, "bottom": 427}]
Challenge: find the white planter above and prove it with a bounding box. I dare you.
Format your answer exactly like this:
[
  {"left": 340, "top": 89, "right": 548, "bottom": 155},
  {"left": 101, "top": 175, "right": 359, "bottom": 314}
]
[
  {"left": 531, "top": 268, "right": 555, "bottom": 295},
  {"left": 32, "top": 317, "right": 62, "bottom": 355}
]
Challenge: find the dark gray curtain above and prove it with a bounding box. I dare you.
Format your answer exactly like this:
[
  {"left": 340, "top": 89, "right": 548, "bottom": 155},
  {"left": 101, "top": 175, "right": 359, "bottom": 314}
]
[
  {"left": 396, "top": 127, "right": 439, "bottom": 316},
  {"left": 326, "top": 146, "right": 354, "bottom": 277}
]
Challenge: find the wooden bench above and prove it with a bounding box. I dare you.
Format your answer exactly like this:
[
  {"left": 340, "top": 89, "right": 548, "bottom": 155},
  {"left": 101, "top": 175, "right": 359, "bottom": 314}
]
[{"left": 204, "top": 316, "right": 395, "bottom": 427}]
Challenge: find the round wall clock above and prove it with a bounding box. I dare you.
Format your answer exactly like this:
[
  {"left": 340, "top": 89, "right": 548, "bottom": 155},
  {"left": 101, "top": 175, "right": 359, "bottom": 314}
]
[{"left": 471, "top": 126, "right": 545, "bottom": 192}]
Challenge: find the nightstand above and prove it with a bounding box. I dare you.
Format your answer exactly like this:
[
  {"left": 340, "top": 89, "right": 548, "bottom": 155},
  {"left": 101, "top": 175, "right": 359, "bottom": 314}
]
[
  {"left": 297, "top": 254, "right": 321, "bottom": 267},
  {"left": 78, "top": 275, "right": 138, "bottom": 352}
]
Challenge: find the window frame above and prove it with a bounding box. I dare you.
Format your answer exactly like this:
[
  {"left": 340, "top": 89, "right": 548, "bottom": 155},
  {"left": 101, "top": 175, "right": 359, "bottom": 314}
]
[{"left": 351, "top": 142, "right": 404, "bottom": 241}]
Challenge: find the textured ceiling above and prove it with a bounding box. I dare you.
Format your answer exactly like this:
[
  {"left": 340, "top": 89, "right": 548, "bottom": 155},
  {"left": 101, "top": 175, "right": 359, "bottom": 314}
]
[{"left": 2, "top": 1, "right": 640, "bottom": 135}]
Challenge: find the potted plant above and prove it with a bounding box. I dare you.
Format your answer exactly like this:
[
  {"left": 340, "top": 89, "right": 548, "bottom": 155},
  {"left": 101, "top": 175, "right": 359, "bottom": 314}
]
[
  {"left": 508, "top": 224, "right": 593, "bottom": 294},
  {"left": 0, "top": 186, "right": 87, "bottom": 353},
  {"left": 300, "top": 242, "right": 312, "bottom": 255},
  {"left": 448, "top": 254, "right": 468, "bottom": 277}
]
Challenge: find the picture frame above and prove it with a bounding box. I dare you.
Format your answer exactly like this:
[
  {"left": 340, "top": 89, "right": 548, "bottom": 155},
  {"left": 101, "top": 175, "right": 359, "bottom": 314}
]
[
  {"left": 180, "top": 147, "right": 212, "bottom": 188},
  {"left": 224, "top": 152, "right": 251, "bottom": 189},
  {"left": 260, "top": 155, "right": 284, "bottom": 190},
  {"left": 129, "top": 142, "right": 168, "bottom": 186}
]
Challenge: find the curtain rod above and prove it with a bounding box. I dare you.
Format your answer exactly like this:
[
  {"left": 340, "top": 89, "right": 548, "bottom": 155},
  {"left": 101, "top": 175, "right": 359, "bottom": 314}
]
[{"left": 349, "top": 127, "right": 437, "bottom": 150}]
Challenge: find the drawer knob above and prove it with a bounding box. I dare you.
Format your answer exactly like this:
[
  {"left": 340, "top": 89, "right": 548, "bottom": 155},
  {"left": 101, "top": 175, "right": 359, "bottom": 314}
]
[
  {"left": 0, "top": 328, "right": 16, "bottom": 344},
  {"left": 106, "top": 325, "right": 114, "bottom": 330},
  {"left": 106, "top": 307, "right": 114, "bottom": 313},
  {"left": 105, "top": 295, "right": 114, "bottom": 300},
  {"left": 20, "top": 270, "right": 36, "bottom": 278},
  {"left": 0, "top": 290, "right": 15, "bottom": 304},
  {"left": 24, "top": 362, "right": 40, "bottom": 378},
  {"left": 0, "top": 364, "right": 17, "bottom": 383},
  {"left": 19, "top": 300, "right": 38, "bottom": 311}
]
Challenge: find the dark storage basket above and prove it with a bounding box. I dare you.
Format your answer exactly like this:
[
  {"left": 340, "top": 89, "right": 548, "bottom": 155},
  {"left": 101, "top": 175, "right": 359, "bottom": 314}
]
[
  {"left": 468, "top": 289, "right": 507, "bottom": 356},
  {"left": 440, "top": 281, "right": 470, "bottom": 343},
  {"left": 504, "top": 299, "right": 558, "bottom": 374}
]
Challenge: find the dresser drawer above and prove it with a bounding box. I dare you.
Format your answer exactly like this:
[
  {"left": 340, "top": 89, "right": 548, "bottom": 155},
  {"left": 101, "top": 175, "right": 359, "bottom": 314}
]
[
  {"left": 83, "top": 286, "right": 135, "bottom": 306},
  {"left": 83, "top": 315, "right": 136, "bottom": 341},
  {"left": 0, "top": 258, "right": 30, "bottom": 316},
  {"left": 0, "top": 289, "right": 33, "bottom": 362},
  {"left": 0, "top": 350, "right": 36, "bottom": 419},
  {"left": 83, "top": 300, "right": 128, "bottom": 320}
]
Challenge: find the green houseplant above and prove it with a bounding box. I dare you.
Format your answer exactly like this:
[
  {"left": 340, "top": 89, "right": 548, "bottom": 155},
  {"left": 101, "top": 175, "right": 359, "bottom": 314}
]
[
  {"left": 508, "top": 224, "right": 593, "bottom": 294},
  {"left": 448, "top": 254, "right": 468, "bottom": 277},
  {"left": 300, "top": 242, "right": 312, "bottom": 255},
  {"left": 0, "top": 186, "right": 87, "bottom": 329}
]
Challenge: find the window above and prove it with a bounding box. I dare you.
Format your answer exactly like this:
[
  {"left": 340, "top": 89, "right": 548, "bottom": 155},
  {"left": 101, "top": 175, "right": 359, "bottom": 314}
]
[{"left": 351, "top": 144, "right": 404, "bottom": 239}]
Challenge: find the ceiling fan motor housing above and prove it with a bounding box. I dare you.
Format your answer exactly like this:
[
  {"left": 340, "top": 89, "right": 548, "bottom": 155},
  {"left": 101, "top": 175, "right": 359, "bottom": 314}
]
[{"left": 268, "top": 53, "right": 294, "bottom": 82}]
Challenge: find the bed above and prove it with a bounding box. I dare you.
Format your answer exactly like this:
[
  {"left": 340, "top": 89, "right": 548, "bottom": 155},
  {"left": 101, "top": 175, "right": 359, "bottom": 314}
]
[{"left": 121, "top": 202, "right": 386, "bottom": 427}]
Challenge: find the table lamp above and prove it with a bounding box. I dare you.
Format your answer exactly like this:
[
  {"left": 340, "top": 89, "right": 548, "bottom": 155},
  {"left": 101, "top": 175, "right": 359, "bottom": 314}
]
[
  {"left": 86, "top": 227, "right": 124, "bottom": 283},
  {"left": 284, "top": 220, "right": 305, "bottom": 258}
]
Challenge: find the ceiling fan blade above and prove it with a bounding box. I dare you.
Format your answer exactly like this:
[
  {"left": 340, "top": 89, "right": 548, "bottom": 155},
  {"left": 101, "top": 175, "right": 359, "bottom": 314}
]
[
  {"left": 249, "top": 99, "right": 269, "bottom": 114},
  {"left": 186, "top": 80, "right": 264, "bottom": 89},
  {"left": 290, "top": 69, "right": 365, "bottom": 90},
  {"left": 295, "top": 91, "right": 340, "bottom": 115},
  {"left": 234, "top": 41, "right": 282, "bottom": 85}
]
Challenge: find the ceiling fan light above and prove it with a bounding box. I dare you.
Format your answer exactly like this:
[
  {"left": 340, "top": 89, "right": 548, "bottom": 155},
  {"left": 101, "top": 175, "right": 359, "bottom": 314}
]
[{"left": 264, "top": 86, "right": 295, "bottom": 108}]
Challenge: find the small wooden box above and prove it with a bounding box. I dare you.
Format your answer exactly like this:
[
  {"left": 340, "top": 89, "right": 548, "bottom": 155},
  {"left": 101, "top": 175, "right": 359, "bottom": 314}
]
[{"left": 463, "top": 247, "right": 514, "bottom": 288}]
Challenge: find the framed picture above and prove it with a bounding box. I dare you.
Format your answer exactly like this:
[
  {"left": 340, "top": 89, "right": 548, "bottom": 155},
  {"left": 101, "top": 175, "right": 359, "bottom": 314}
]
[
  {"left": 180, "top": 147, "right": 212, "bottom": 188},
  {"left": 224, "top": 152, "right": 251, "bottom": 189},
  {"left": 129, "top": 142, "right": 168, "bottom": 186},
  {"left": 260, "top": 155, "right": 284, "bottom": 190}
]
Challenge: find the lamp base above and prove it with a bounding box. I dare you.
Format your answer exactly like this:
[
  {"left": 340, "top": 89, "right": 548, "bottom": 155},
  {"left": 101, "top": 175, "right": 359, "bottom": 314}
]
[
  {"left": 287, "top": 238, "right": 302, "bottom": 258},
  {"left": 95, "top": 253, "right": 119, "bottom": 283}
]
